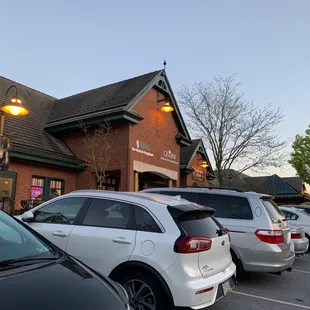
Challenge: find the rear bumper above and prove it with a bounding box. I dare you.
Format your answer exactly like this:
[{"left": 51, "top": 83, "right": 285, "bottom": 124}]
[
  {"left": 294, "top": 238, "right": 309, "bottom": 254},
  {"left": 241, "top": 243, "right": 295, "bottom": 273},
  {"left": 163, "top": 261, "right": 236, "bottom": 309}
]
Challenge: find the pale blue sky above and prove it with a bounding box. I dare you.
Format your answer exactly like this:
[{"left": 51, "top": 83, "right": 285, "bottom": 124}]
[{"left": 1, "top": 0, "right": 310, "bottom": 177}]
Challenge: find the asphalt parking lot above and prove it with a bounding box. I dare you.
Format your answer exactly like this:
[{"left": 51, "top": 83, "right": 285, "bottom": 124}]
[{"left": 211, "top": 254, "right": 310, "bottom": 310}]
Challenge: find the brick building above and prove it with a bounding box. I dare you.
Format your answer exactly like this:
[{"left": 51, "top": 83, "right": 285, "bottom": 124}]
[{"left": 0, "top": 70, "right": 213, "bottom": 213}]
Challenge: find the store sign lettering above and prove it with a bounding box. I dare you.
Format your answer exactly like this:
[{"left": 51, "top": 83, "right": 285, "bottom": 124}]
[
  {"left": 161, "top": 150, "right": 178, "bottom": 165},
  {"left": 132, "top": 140, "right": 154, "bottom": 157}
]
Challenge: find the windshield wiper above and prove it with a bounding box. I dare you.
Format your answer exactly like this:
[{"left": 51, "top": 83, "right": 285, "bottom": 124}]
[{"left": 0, "top": 256, "right": 59, "bottom": 268}]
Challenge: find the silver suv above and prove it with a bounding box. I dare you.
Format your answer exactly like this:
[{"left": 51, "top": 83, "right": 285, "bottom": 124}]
[{"left": 141, "top": 187, "right": 295, "bottom": 277}]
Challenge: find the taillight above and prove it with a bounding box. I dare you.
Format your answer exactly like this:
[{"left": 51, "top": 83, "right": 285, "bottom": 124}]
[
  {"left": 177, "top": 236, "right": 212, "bottom": 253},
  {"left": 291, "top": 232, "right": 302, "bottom": 239},
  {"left": 255, "top": 229, "right": 284, "bottom": 244},
  {"left": 225, "top": 228, "right": 231, "bottom": 243}
]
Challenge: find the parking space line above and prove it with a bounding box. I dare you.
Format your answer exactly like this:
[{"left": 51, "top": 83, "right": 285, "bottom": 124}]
[
  {"left": 293, "top": 269, "right": 310, "bottom": 274},
  {"left": 232, "top": 291, "right": 310, "bottom": 309}
]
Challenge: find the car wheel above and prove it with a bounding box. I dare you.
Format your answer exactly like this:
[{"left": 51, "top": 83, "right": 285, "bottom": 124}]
[
  {"left": 231, "top": 250, "right": 248, "bottom": 280},
  {"left": 117, "top": 271, "right": 172, "bottom": 310},
  {"left": 306, "top": 234, "right": 310, "bottom": 253}
]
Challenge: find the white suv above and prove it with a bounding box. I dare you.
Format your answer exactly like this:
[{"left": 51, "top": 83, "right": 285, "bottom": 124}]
[{"left": 17, "top": 190, "right": 236, "bottom": 310}]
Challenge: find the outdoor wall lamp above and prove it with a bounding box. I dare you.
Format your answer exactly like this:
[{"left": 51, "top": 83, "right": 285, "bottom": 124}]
[
  {"left": 0, "top": 85, "right": 29, "bottom": 136},
  {"left": 201, "top": 161, "right": 209, "bottom": 168},
  {"left": 158, "top": 98, "right": 174, "bottom": 113},
  {"left": 1, "top": 85, "right": 29, "bottom": 117}
]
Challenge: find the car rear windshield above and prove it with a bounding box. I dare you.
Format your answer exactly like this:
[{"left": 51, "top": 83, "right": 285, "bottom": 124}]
[
  {"left": 177, "top": 210, "right": 224, "bottom": 239},
  {"left": 261, "top": 198, "right": 284, "bottom": 223}
]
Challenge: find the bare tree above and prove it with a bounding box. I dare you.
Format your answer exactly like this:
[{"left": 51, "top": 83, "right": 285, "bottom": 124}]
[
  {"left": 79, "top": 120, "right": 112, "bottom": 189},
  {"left": 178, "top": 75, "right": 287, "bottom": 187}
]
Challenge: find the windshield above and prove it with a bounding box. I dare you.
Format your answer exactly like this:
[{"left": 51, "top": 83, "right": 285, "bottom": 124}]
[{"left": 0, "top": 211, "right": 57, "bottom": 264}]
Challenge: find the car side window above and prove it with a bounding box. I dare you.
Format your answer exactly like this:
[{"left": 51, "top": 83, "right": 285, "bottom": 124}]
[
  {"left": 283, "top": 211, "right": 299, "bottom": 221},
  {"left": 34, "top": 197, "right": 87, "bottom": 224},
  {"left": 82, "top": 198, "right": 134, "bottom": 229},
  {"left": 134, "top": 206, "right": 162, "bottom": 233},
  {"left": 206, "top": 194, "right": 253, "bottom": 220}
]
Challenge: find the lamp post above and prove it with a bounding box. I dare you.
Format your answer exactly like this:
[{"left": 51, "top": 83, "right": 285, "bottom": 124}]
[{"left": 0, "top": 85, "right": 29, "bottom": 136}]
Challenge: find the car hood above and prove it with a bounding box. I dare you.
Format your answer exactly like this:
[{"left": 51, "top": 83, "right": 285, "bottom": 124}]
[{"left": 0, "top": 256, "right": 128, "bottom": 310}]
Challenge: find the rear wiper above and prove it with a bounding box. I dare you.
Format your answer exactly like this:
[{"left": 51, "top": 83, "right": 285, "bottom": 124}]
[
  {"left": 0, "top": 256, "right": 59, "bottom": 267},
  {"left": 216, "top": 227, "right": 227, "bottom": 236}
]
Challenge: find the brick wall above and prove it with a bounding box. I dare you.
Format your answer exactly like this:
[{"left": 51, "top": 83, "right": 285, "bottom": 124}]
[
  {"left": 128, "top": 89, "right": 181, "bottom": 191},
  {"left": 63, "top": 124, "right": 130, "bottom": 191},
  {"left": 8, "top": 160, "right": 77, "bottom": 208}
]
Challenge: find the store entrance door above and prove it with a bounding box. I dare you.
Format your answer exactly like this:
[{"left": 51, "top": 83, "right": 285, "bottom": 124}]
[{"left": 0, "top": 171, "right": 17, "bottom": 214}]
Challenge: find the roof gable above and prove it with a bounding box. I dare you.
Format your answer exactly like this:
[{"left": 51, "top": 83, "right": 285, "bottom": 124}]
[{"left": 180, "top": 139, "right": 214, "bottom": 173}]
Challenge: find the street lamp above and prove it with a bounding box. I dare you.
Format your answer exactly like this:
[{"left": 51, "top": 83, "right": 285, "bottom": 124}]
[{"left": 0, "top": 85, "right": 29, "bottom": 135}]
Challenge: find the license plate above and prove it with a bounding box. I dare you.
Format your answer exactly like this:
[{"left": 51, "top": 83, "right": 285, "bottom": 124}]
[{"left": 222, "top": 279, "right": 232, "bottom": 296}]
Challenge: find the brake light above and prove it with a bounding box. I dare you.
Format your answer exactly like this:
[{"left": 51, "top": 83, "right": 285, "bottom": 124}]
[
  {"left": 225, "top": 228, "right": 231, "bottom": 243},
  {"left": 255, "top": 229, "right": 284, "bottom": 244},
  {"left": 291, "top": 232, "right": 302, "bottom": 239},
  {"left": 177, "top": 236, "right": 212, "bottom": 253}
]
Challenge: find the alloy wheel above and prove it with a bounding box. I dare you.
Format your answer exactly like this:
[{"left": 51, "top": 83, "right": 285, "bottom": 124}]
[{"left": 124, "top": 279, "right": 156, "bottom": 310}]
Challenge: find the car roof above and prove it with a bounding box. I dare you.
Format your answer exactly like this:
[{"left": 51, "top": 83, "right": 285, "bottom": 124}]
[
  {"left": 68, "top": 190, "right": 190, "bottom": 206},
  {"left": 141, "top": 187, "right": 272, "bottom": 199}
]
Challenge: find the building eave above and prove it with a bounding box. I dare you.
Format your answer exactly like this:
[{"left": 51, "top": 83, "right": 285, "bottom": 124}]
[
  {"left": 10, "top": 151, "right": 87, "bottom": 170},
  {"left": 44, "top": 110, "right": 143, "bottom": 134}
]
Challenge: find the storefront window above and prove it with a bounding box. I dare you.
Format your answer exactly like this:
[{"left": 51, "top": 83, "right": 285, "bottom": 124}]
[
  {"left": 97, "top": 177, "right": 118, "bottom": 191},
  {"left": 31, "top": 176, "right": 64, "bottom": 200},
  {"left": 31, "top": 177, "right": 44, "bottom": 199},
  {"left": 50, "top": 180, "right": 63, "bottom": 196}
]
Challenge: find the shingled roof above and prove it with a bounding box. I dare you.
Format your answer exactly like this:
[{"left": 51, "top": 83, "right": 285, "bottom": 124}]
[
  {"left": 180, "top": 139, "right": 200, "bottom": 166},
  {"left": 0, "top": 76, "right": 86, "bottom": 169},
  {"left": 282, "top": 177, "right": 303, "bottom": 192},
  {"left": 232, "top": 174, "right": 304, "bottom": 198},
  {"left": 47, "top": 70, "right": 161, "bottom": 126}
]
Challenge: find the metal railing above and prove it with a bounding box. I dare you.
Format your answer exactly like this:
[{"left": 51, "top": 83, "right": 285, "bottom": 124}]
[{"left": 19, "top": 199, "right": 44, "bottom": 214}]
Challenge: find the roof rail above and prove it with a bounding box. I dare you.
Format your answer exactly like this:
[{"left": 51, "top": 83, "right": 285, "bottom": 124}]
[{"left": 179, "top": 186, "right": 244, "bottom": 193}]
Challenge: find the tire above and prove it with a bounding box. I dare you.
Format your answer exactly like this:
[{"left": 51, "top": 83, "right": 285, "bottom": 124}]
[
  {"left": 116, "top": 270, "right": 173, "bottom": 310},
  {"left": 306, "top": 234, "right": 310, "bottom": 253},
  {"left": 231, "top": 250, "right": 248, "bottom": 280}
]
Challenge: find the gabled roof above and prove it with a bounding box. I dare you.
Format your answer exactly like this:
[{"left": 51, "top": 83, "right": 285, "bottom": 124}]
[
  {"left": 180, "top": 139, "right": 214, "bottom": 174},
  {"left": 47, "top": 70, "right": 161, "bottom": 126},
  {"left": 233, "top": 174, "right": 304, "bottom": 198},
  {"left": 0, "top": 76, "right": 86, "bottom": 169},
  {"left": 44, "top": 70, "right": 191, "bottom": 143}
]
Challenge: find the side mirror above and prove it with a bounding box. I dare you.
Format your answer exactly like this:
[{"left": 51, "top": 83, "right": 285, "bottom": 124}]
[{"left": 22, "top": 210, "right": 35, "bottom": 222}]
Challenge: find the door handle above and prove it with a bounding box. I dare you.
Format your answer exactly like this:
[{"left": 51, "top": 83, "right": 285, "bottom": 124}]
[
  {"left": 113, "top": 237, "right": 132, "bottom": 244},
  {"left": 52, "top": 231, "right": 67, "bottom": 237}
]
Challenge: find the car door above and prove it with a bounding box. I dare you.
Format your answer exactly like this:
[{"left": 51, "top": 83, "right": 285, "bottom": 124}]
[
  {"left": 205, "top": 193, "right": 257, "bottom": 259},
  {"left": 25, "top": 196, "right": 88, "bottom": 250},
  {"left": 66, "top": 198, "right": 136, "bottom": 276}
]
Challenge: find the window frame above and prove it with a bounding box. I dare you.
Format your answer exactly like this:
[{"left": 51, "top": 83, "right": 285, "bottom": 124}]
[
  {"left": 205, "top": 193, "right": 254, "bottom": 220},
  {"left": 32, "top": 196, "right": 90, "bottom": 225},
  {"left": 31, "top": 175, "right": 65, "bottom": 201},
  {"left": 77, "top": 197, "right": 165, "bottom": 233}
]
